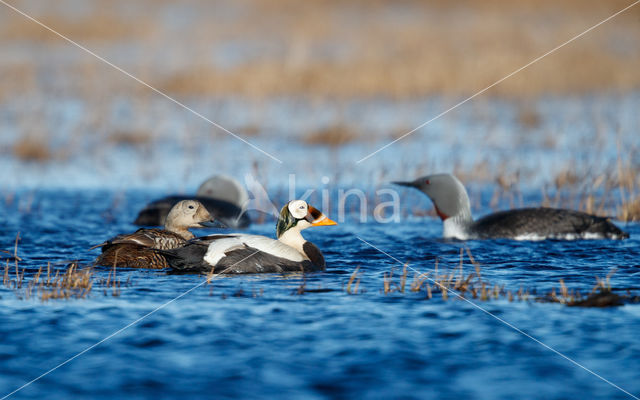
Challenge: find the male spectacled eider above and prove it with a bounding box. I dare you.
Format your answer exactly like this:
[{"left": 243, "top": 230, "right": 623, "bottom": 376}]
[
  {"left": 92, "top": 200, "right": 218, "bottom": 268},
  {"left": 393, "top": 173, "right": 629, "bottom": 240},
  {"left": 134, "top": 175, "right": 250, "bottom": 229},
  {"left": 159, "top": 200, "right": 337, "bottom": 274}
]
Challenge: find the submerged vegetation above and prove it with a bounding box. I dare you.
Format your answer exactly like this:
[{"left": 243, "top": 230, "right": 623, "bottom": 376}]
[
  {"left": 2, "top": 236, "right": 125, "bottom": 301},
  {"left": 374, "top": 249, "right": 640, "bottom": 308},
  {"left": 5, "top": 238, "right": 638, "bottom": 308},
  {"left": 3, "top": 261, "right": 125, "bottom": 302}
]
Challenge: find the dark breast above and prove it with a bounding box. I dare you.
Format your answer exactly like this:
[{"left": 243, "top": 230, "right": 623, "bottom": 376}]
[
  {"left": 303, "top": 241, "right": 325, "bottom": 269},
  {"left": 134, "top": 195, "right": 250, "bottom": 228},
  {"left": 470, "top": 207, "right": 629, "bottom": 239}
]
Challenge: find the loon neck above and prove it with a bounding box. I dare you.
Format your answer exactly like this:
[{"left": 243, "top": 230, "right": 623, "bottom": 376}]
[{"left": 441, "top": 211, "right": 474, "bottom": 240}]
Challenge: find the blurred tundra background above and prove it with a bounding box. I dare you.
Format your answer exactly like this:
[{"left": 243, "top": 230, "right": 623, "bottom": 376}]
[{"left": 0, "top": 0, "right": 639, "bottom": 218}]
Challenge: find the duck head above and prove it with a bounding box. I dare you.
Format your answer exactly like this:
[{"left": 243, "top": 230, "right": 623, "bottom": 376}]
[
  {"left": 393, "top": 173, "right": 472, "bottom": 221},
  {"left": 276, "top": 200, "right": 337, "bottom": 238},
  {"left": 165, "top": 200, "right": 220, "bottom": 231}
]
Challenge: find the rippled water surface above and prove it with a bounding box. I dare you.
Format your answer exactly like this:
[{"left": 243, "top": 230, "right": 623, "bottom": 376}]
[{"left": 1, "top": 190, "right": 639, "bottom": 399}]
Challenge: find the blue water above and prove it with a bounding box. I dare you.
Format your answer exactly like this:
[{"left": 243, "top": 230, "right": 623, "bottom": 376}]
[{"left": 1, "top": 190, "right": 639, "bottom": 400}]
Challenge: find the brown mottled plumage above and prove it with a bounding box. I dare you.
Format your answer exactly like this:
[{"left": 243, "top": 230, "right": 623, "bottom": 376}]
[{"left": 93, "top": 200, "right": 215, "bottom": 268}]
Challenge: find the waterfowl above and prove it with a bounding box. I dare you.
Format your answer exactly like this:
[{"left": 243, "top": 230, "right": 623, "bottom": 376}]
[
  {"left": 92, "top": 200, "right": 217, "bottom": 268},
  {"left": 134, "top": 175, "right": 250, "bottom": 229},
  {"left": 393, "top": 173, "right": 629, "bottom": 240},
  {"left": 160, "top": 200, "right": 337, "bottom": 274}
]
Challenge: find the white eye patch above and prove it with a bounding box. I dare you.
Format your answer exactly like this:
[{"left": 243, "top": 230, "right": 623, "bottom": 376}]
[{"left": 288, "top": 200, "right": 308, "bottom": 219}]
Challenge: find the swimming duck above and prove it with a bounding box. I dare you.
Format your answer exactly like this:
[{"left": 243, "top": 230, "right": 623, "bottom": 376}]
[
  {"left": 134, "top": 175, "right": 250, "bottom": 229},
  {"left": 160, "top": 200, "right": 337, "bottom": 274},
  {"left": 92, "top": 200, "right": 217, "bottom": 268},
  {"left": 393, "top": 173, "right": 629, "bottom": 240}
]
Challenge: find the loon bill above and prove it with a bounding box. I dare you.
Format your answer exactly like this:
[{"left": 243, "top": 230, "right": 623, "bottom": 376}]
[
  {"left": 159, "top": 200, "right": 337, "bottom": 274},
  {"left": 393, "top": 173, "right": 629, "bottom": 240}
]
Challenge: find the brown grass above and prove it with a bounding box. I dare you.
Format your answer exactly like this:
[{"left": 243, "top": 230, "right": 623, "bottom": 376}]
[
  {"left": 346, "top": 266, "right": 361, "bottom": 294},
  {"left": 3, "top": 261, "right": 93, "bottom": 301},
  {"left": 4, "top": 260, "right": 131, "bottom": 301},
  {"left": 107, "top": 130, "right": 153, "bottom": 146},
  {"left": 12, "top": 137, "right": 52, "bottom": 162},
  {"left": 189, "top": 0, "right": 639, "bottom": 97},
  {"left": 1, "top": 9, "right": 156, "bottom": 42},
  {"left": 377, "top": 250, "right": 637, "bottom": 307},
  {"left": 616, "top": 152, "right": 640, "bottom": 221},
  {"left": 619, "top": 198, "right": 640, "bottom": 222},
  {"left": 2, "top": 234, "right": 129, "bottom": 301},
  {"left": 39, "top": 263, "right": 94, "bottom": 301},
  {"left": 538, "top": 271, "right": 634, "bottom": 307},
  {"left": 2, "top": 0, "right": 639, "bottom": 99},
  {"left": 303, "top": 125, "right": 359, "bottom": 147}
]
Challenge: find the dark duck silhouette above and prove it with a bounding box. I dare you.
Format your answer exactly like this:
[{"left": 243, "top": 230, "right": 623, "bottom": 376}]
[
  {"left": 159, "top": 200, "right": 337, "bottom": 274},
  {"left": 92, "top": 200, "right": 217, "bottom": 268},
  {"left": 134, "top": 175, "right": 250, "bottom": 229},
  {"left": 393, "top": 173, "right": 629, "bottom": 240}
]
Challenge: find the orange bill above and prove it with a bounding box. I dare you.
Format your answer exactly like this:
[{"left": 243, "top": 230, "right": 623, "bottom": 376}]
[
  {"left": 308, "top": 205, "right": 338, "bottom": 226},
  {"left": 312, "top": 216, "right": 338, "bottom": 226}
]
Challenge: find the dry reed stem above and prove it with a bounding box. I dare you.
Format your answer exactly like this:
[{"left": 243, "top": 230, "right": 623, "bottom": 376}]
[
  {"left": 346, "top": 266, "right": 361, "bottom": 294},
  {"left": 378, "top": 255, "right": 633, "bottom": 307}
]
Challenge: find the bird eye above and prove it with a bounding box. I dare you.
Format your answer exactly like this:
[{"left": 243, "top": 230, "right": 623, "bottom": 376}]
[
  {"left": 299, "top": 205, "right": 305, "bottom": 209},
  {"left": 188, "top": 205, "right": 194, "bottom": 209},
  {"left": 425, "top": 180, "right": 430, "bottom": 185}
]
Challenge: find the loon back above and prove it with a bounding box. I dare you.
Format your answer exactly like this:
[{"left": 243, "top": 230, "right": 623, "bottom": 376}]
[{"left": 470, "top": 207, "right": 629, "bottom": 240}]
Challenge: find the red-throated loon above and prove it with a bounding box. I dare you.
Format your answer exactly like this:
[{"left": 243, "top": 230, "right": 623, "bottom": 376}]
[{"left": 393, "top": 173, "right": 629, "bottom": 240}]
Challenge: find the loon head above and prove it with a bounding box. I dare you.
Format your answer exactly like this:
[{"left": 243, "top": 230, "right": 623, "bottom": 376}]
[
  {"left": 196, "top": 174, "right": 249, "bottom": 208},
  {"left": 393, "top": 173, "right": 472, "bottom": 221},
  {"left": 276, "top": 200, "right": 337, "bottom": 238}
]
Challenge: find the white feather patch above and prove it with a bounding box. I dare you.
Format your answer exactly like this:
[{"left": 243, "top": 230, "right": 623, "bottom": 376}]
[
  {"left": 288, "top": 200, "right": 308, "bottom": 219},
  {"left": 442, "top": 218, "right": 470, "bottom": 240},
  {"left": 203, "top": 234, "right": 306, "bottom": 266}
]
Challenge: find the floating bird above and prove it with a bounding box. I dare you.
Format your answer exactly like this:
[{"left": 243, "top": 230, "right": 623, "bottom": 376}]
[
  {"left": 134, "top": 175, "right": 250, "bottom": 229},
  {"left": 393, "top": 173, "right": 629, "bottom": 240},
  {"left": 92, "top": 200, "right": 218, "bottom": 268},
  {"left": 160, "top": 200, "right": 337, "bottom": 274}
]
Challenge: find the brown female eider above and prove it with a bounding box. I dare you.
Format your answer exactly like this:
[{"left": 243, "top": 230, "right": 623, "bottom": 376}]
[{"left": 92, "top": 200, "right": 217, "bottom": 268}]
